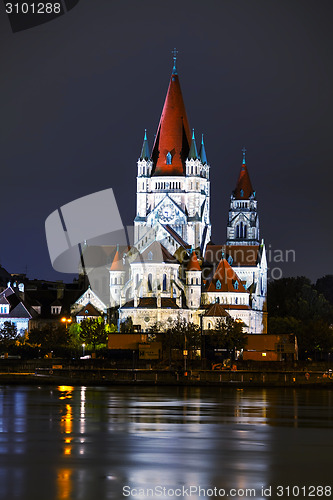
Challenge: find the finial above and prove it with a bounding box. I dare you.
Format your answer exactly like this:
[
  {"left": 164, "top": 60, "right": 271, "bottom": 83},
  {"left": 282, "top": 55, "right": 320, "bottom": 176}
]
[
  {"left": 242, "top": 146, "right": 246, "bottom": 165},
  {"left": 172, "top": 48, "right": 178, "bottom": 74}
]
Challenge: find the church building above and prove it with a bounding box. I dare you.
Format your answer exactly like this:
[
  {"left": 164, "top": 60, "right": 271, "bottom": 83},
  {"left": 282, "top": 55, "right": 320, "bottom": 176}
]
[{"left": 111, "top": 54, "right": 267, "bottom": 334}]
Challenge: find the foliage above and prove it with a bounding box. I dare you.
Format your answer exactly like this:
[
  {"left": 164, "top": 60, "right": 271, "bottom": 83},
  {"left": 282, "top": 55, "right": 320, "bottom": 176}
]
[
  {"left": 206, "top": 317, "right": 247, "bottom": 359},
  {"left": 0, "top": 321, "right": 18, "bottom": 351},
  {"left": 315, "top": 275, "right": 333, "bottom": 306},
  {"left": 268, "top": 277, "right": 333, "bottom": 355},
  {"left": 119, "top": 316, "right": 133, "bottom": 333},
  {"left": 28, "top": 326, "right": 68, "bottom": 351},
  {"left": 163, "top": 317, "right": 201, "bottom": 355},
  {"left": 79, "top": 318, "right": 108, "bottom": 350}
]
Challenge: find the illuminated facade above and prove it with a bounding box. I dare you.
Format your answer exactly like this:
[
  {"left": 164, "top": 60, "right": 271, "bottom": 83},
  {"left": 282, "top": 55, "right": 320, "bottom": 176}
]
[{"left": 114, "top": 58, "right": 267, "bottom": 334}]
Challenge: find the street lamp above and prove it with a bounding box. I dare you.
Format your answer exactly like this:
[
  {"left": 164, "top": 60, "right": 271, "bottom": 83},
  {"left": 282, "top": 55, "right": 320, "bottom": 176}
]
[
  {"left": 61, "top": 317, "right": 72, "bottom": 330},
  {"left": 82, "top": 343, "right": 85, "bottom": 357}
]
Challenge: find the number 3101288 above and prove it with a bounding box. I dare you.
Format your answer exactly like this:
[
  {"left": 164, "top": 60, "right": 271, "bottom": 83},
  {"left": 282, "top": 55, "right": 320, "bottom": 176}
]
[{"left": 5, "top": 3, "right": 62, "bottom": 14}]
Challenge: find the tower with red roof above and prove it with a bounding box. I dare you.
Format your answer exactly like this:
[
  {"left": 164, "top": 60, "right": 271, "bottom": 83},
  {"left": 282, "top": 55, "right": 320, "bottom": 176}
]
[
  {"left": 226, "top": 147, "right": 260, "bottom": 246},
  {"left": 134, "top": 52, "right": 211, "bottom": 254}
]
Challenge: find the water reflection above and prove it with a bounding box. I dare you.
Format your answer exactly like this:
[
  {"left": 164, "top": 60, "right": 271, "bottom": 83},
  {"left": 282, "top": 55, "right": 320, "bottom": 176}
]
[{"left": 0, "top": 386, "right": 331, "bottom": 500}]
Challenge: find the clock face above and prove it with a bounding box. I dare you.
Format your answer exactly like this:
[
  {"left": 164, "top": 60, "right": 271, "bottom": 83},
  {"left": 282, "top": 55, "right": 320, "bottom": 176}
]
[{"left": 158, "top": 204, "right": 175, "bottom": 223}]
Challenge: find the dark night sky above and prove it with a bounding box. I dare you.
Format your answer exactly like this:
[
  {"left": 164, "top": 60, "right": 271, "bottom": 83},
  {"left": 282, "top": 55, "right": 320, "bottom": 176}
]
[{"left": 0, "top": 0, "right": 332, "bottom": 283}]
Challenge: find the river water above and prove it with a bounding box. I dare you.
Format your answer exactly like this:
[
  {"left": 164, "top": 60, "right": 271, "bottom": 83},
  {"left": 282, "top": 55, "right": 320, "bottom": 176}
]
[{"left": 0, "top": 385, "right": 332, "bottom": 500}]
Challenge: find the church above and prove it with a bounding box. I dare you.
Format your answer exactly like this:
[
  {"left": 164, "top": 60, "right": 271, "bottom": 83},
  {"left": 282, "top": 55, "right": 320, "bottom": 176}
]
[{"left": 109, "top": 54, "right": 267, "bottom": 334}]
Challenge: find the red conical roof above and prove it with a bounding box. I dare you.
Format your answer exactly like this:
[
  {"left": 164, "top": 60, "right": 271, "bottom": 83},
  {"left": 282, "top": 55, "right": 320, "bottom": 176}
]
[
  {"left": 110, "top": 247, "right": 124, "bottom": 271},
  {"left": 151, "top": 72, "right": 191, "bottom": 176},
  {"left": 234, "top": 163, "right": 254, "bottom": 199},
  {"left": 187, "top": 251, "right": 201, "bottom": 271},
  {"left": 207, "top": 258, "right": 246, "bottom": 293}
]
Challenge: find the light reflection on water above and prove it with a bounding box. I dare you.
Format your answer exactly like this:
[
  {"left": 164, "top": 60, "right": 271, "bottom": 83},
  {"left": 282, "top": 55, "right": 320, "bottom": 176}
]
[{"left": 0, "top": 386, "right": 332, "bottom": 500}]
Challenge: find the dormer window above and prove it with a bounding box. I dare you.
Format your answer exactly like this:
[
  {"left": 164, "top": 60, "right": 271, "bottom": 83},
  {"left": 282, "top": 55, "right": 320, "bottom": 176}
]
[
  {"left": 0, "top": 305, "right": 9, "bottom": 314},
  {"left": 51, "top": 306, "right": 62, "bottom": 315},
  {"left": 166, "top": 152, "right": 172, "bottom": 165}
]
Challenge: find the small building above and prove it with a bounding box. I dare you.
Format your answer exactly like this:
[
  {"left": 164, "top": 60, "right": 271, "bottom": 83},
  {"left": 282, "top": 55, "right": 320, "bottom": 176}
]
[{"left": 243, "top": 334, "right": 298, "bottom": 361}]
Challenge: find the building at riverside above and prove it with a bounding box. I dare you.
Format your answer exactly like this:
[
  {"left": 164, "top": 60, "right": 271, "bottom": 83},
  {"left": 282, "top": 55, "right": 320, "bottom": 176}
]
[{"left": 108, "top": 57, "right": 267, "bottom": 334}]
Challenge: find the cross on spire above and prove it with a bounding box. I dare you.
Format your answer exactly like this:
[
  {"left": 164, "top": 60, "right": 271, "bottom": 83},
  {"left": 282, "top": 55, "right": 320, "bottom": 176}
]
[
  {"left": 172, "top": 48, "right": 178, "bottom": 74},
  {"left": 242, "top": 146, "right": 246, "bottom": 165}
]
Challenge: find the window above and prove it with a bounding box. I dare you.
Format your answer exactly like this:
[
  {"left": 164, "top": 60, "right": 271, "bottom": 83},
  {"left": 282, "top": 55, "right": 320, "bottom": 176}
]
[
  {"left": 148, "top": 274, "right": 153, "bottom": 291},
  {"left": 228, "top": 256, "right": 233, "bottom": 265},
  {"left": 166, "top": 152, "right": 172, "bottom": 164},
  {"left": 163, "top": 274, "right": 167, "bottom": 291},
  {"left": 234, "top": 281, "right": 239, "bottom": 290},
  {"left": 148, "top": 251, "right": 153, "bottom": 261},
  {"left": 216, "top": 279, "right": 221, "bottom": 290}
]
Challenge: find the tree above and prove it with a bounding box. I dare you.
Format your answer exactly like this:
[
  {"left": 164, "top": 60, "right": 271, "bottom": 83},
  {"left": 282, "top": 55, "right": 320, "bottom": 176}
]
[
  {"left": 268, "top": 276, "right": 333, "bottom": 357},
  {"left": 206, "top": 317, "right": 247, "bottom": 360},
  {"left": 119, "top": 316, "right": 133, "bottom": 333},
  {"left": 163, "top": 317, "right": 201, "bottom": 363},
  {"left": 28, "top": 326, "right": 68, "bottom": 351},
  {"left": 315, "top": 275, "right": 333, "bottom": 306},
  {"left": 79, "top": 318, "right": 108, "bottom": 350},
  {"left": 0, "top": 321, "right": 18, "bottom": 352}
]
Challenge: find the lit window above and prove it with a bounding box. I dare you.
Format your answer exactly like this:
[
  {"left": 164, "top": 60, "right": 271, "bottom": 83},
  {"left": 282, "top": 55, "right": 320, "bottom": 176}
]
[
  {"left": 166, "top": 152, "right": 172, "bottom": 164},
  {"left": 234, "top": 281, "right": 239, "bottom": 290},
  {"left": 216, "top": 280, "right": 221, "bottom": 289}
]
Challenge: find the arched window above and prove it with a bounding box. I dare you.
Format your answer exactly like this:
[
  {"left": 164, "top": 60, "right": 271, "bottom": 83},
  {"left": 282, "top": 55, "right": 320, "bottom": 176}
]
[
  {"left": 148, "top": 251, "right": 153, "bottom": 261},
  {"left": 166, "top": 152, "right": 172, "bottom": 164},
  {"left": 244, "top": 225, "right": 247, "bottom": 238},
  {"left": 216, "top": 297, "right": 220, "bottom": 303},
  {"left": 234, "top": 280, "right": 239, "bottom": 290},
  {"left": 236, "top": 225, "right": 240, "bottom": 238},
  {"left": 148, "top": 274, "right": 153, "bottom": 291},
  {"left": 216, "top": 279, "right": 221, "bottom": 290},
  {"left": 208, "top": 322, "right": 211, "bottom": 330},
  {"left": 163, "top": 274, "right": 167, "bottom": 291}
]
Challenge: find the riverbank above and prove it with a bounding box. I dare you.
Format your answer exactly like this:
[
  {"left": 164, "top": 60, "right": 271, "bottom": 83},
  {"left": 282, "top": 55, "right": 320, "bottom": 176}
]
[{"left": 0, "top": 367, "right": 332, "bottom": 387}]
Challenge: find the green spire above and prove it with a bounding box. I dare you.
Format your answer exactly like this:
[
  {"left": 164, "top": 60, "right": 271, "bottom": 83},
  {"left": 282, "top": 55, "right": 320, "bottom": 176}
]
[
  {"left": 140, "top": 129, "right": 150, "bottom": 160},
  {"left": 188, "top": 129, "right": 198, "bottom": 160},
  {"left": 199, "top": 134, "right": 208, "bottom": 164},
  {"left": 172, "top": 48, "right": 178, "bottom": 75},
  {"left": 242, "top": 146, "right": 246, "bottom": 165}
]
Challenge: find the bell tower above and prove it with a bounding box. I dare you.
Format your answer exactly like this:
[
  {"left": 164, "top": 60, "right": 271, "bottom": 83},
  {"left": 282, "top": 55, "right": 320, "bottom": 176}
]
[
  {"left": 226, "top": 148, "right": 260, "bottom": 246},
  {"left": 134, "top": 51, "right": 211, "bottom": 252}
]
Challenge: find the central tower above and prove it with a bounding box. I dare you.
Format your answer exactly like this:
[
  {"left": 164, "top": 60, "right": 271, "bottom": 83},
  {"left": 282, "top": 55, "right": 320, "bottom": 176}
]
[{"left": 134, "top": 54, "right": 211, "bottom": 253}]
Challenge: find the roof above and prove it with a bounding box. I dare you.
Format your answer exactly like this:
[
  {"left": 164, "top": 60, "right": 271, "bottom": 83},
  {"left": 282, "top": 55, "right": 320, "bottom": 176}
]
[
  {"left": 204, "top": 245, "right": 261, "bottom": 267},
  {"left": 205, "top": 303, "right": 230, "bottom": 317},
  {"left": 151, "top": 71, "right": 191, "bottom": 176},
  {"left": 140, "top": 129, "right": 150, "bottom": 160},
  {"left": 121, "top": 297, "right": 180, "bottom": 309},
  {"left": 206, "top": 258, "right": 246, "bottom": 293},
  {"left": 110, "top": 247, "right": 125, "bottom": 271},
  {"left": 163, "top": 224, "right": 191, "bottom": 249},
  {"left": 233, "top": 162, "right": 254, "bottom": 200},
  {"left": 133, "top": 241, "right": 178, "bottom": 264},
  {"left": 187, "top": 251, "right": 201, "bottom": 271},
  {"left": 76, "top": 302, "right": 103, "bottom": 318}
]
